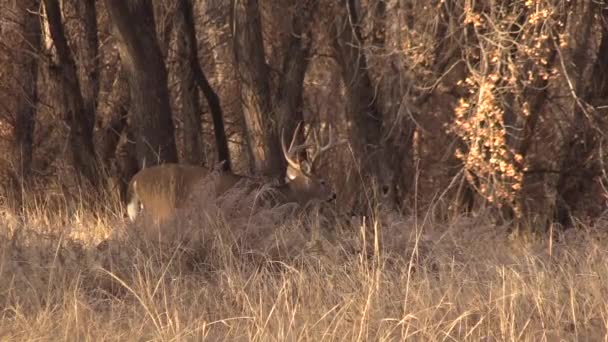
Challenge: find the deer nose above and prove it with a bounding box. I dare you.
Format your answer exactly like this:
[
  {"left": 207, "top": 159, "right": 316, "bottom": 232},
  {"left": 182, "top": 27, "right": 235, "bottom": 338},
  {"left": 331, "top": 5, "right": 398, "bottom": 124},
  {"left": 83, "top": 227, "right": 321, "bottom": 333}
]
[{"left": 327, "top": 193, "right": 337, "bottom": 202}]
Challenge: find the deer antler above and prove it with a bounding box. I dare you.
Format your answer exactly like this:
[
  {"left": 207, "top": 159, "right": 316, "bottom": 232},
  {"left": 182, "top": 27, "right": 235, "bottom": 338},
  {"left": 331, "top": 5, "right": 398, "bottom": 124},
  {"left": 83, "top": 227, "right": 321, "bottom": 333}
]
[
  {"left": 309, "top": 126, "right": 332, "bottom": 162},
  {"left": 282, "top": 121, "right": 345, "bottom": 174},
  {"left": 309, "top": 124, "right": 345, "bottom": 170},
  {"left": 281, "top": 121, "right": 307, "bottom": 172}
]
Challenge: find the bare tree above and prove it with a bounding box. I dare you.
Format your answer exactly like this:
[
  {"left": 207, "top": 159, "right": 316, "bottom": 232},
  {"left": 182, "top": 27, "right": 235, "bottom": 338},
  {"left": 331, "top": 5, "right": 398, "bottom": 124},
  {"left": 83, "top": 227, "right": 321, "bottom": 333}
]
[
  {"left": 176, "top": 0, "right": 232, "bottom": 171},
  {"left": 332, "top": 0, "right": 388, "bottom": 184},
  {"left": 96, "top": 65, "right": 136, "bottom": 199},
  {"left": 174, "top": 0, "right": 204, "bottom": 166},
  {"left": 11, "top": 0, "right": 41, "bottom": 183},
  {"left": 592, "top": 7, "right": 608, "bottom": 100},
  {"left": 44, "top": 0, "right": 98, "bottom": 185},
  {"left": 105, "top": 0, "right": 178, "bottom": 166},
  {"left": 232, "top": 0, "right": 281, "bottom": 175},
  {"left": 78, "top": 0, "right": 100, "bottom": 125},
  {"left": 554, "top": 2, "right": 607, "bottom": 225},
  {"left": 367, "top": 0, "right": 417, "bottom": 208}
]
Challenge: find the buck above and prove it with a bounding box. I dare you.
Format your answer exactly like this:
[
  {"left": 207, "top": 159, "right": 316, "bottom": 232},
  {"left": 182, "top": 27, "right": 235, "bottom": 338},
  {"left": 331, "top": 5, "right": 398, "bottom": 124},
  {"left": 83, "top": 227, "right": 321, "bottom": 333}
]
[{"left": 126, "top": 123, "right": 339, "bottom": 223}]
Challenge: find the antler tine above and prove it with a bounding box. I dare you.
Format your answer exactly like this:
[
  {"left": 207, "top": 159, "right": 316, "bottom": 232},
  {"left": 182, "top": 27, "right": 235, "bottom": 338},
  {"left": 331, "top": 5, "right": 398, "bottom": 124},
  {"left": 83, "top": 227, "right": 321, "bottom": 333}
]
[
  {"left": 318, "top": 125, "right": 335, "bottom": 154},
  {"left": 288, "top": 121, "right": 317, "bottom": 156},
  {"left": 282, "top": 122, "right": 305, "bottom": 171},
  {"left": 283, "top": 122, "right": 343, "bottom": 172},
  {"left": 288, "top": 121, "right": 304, "bottom": 152},
  {"left": 309, "top": 125, "right": 336, "bottom": 162}
]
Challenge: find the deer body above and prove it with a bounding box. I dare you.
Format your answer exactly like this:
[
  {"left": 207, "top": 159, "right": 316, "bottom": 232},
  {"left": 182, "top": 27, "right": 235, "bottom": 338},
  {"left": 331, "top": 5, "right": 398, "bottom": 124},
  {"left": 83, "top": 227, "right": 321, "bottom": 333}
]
[
  {"left": 126, "top": 164, "right": 242, "bottom": 222},
  {"left": 126, "top": 123, "right": 339, "bottom": 223}
]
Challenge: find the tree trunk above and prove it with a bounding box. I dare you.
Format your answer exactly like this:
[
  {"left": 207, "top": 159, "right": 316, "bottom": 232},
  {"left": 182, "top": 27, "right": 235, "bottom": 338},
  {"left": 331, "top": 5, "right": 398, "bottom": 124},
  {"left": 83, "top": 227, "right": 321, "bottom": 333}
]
[
  {"left": 232, "top": 0, "right": 280, "bottom": 175},
  {"left": 200, "top": 71, "right": 232, "bottom": 172},
  {"left": 276, "top": 0, "right": 318, "bottom": 177},
  {"left": 554, "top": 2, "right": 606, "bottom": 225},
  {"left": 105, "top": 0, "right": 178, "bottom": 166},
  {"left": 44, "top": 0, "right": 99, "bottom": 186},
  {"left": 97, "top": 66, "right": 137, "bottom": 200},
  {"left": 78, "top": 0, "right": 100, "bottom": 125},
  {"left": 332, "top": 0, "right": 385, "bottom": 178},
  {"left": 177, "top": 0, "right": 232, "bottom": 171},
  {"left": 591, "top": 6, "right": 608, "bottom": 100},
  {"left": 12, "top": 0, "right": 41, "bottom": 183},
  {"left": 175, "top": 0, "right": 204, "bottom": 166},
  {"left": 97, "top": 66, "right": 128, "bottom": 163}
]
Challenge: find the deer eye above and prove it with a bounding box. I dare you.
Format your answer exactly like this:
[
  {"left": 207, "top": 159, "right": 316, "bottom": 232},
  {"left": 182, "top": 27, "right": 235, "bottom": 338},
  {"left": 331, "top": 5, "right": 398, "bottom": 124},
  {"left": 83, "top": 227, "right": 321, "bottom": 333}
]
[
  {"left": 320, "top": 179, "right": 326, "bottom": 186},
  {"left": 382, "top": 185, "right": 390, "bottom": 195}
]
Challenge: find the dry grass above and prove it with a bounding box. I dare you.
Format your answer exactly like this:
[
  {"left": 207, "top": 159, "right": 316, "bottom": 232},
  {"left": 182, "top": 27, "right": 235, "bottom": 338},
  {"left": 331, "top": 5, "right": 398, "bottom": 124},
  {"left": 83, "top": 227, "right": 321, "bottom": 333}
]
[{"left": 0, "top": 185, "right": 607, "bottom": 341}]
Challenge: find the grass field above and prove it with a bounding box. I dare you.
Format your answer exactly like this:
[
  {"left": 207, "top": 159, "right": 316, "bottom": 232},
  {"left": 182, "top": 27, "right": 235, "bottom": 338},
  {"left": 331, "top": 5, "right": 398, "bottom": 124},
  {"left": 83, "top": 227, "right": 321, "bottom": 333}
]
[{"left": 0, "top": 186, "right": 607, "bottom": 341}]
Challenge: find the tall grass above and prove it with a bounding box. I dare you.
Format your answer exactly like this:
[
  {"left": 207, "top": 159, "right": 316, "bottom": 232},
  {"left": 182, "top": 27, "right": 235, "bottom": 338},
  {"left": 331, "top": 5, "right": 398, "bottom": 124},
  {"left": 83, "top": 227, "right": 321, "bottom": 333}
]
[{"left": 0, "top": 184, "right": 607, "bottom": 341}]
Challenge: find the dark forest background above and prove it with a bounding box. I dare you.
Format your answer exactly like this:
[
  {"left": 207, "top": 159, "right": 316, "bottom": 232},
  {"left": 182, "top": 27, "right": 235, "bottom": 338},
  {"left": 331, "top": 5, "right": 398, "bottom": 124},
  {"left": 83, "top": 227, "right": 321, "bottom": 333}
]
[{"left": 1, "top": 0, "right": 608, "bottom": 231}]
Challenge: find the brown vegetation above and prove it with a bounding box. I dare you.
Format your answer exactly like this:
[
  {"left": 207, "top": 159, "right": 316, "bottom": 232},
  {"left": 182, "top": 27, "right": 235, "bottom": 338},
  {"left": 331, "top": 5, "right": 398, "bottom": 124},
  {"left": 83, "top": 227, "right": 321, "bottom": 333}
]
[{"left": 1, "top": 0, "right": 608, "bottom": 339}]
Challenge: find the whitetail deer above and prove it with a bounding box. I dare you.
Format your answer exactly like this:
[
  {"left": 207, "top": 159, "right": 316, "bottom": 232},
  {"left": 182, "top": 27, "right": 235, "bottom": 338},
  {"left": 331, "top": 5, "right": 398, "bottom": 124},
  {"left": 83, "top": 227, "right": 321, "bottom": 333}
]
[{"left": 126, "top": 123, "right": 339, "bottom": 223}]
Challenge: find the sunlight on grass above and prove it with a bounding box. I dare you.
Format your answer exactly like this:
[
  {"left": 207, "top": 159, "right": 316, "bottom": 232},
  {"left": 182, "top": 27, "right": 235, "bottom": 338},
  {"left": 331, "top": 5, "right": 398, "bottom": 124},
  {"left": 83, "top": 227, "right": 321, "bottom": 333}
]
[{"left": 0, "top": 187, "right": 607, "bottom": 341}]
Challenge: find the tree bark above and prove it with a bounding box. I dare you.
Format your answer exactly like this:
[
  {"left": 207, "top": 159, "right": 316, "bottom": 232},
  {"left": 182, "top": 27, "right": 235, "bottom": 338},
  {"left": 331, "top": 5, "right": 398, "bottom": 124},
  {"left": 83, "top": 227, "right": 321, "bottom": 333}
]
[
  {"left": 78, "top": 0, "right": 99, "bottom": 125},
  {"left": 177, "top": 0, "right": 232, "bottom": 171},
  {"left": 105, "top": 0, "right": 178, "bottom": 166},
  {"left": 232, "top": 0, "right": 280, "bottom": 175},
  {"left": 276, "top": 0, "right": 318, "bottom": 176},
  {"left": 175, "top": 0, "right": 204, "bottom": 166},
  {"left": 332, "top": 0, "right": 385, "bottom": 178},
  {"left": 97, "top": 66, "right": 137, "bottom": 200},
  {"left": 591, "top": 6, "right": 608, "bottom": 99},
  {"left": 198, "top": 70, "right": 232, "bottom": 172},
  {"left": 554, "top": 3, "right": 607, "bottom": 225},
  {"left": 98, "top": 66, "right": 129, "bottom": 171},
  {"left": 12, "top": 0, "right": 41, "bottom": 183},
  {"left": 44, "top": 0, "right": 99, "bottom": 186}
]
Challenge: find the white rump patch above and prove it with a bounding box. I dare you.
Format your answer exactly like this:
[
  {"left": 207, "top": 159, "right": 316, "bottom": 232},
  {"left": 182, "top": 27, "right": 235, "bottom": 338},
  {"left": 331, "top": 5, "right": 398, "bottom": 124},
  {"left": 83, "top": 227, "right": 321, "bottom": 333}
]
[{"left": 127, "top": 200, "right": 140, "bottom": 222}]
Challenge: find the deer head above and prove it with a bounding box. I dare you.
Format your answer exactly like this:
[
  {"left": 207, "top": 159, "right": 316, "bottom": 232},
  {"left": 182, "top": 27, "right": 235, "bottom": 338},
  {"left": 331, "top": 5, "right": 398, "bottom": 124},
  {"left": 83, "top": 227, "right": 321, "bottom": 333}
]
[{"left": 279, "top": 122, "right": 339, "bottom": 204}]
